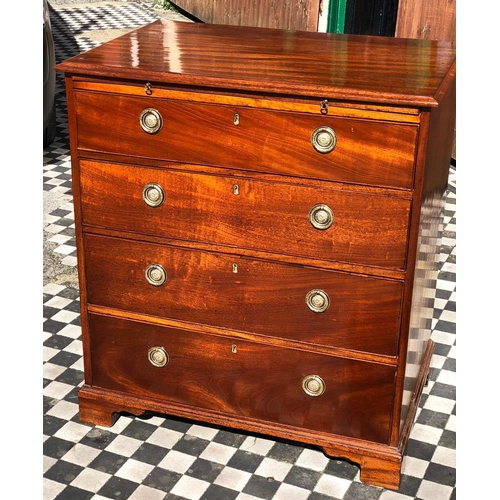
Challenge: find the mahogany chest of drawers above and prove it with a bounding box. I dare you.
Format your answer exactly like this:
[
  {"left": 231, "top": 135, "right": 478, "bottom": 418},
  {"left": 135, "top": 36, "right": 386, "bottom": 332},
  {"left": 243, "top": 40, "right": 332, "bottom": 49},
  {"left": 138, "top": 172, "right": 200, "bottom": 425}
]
[{"left": 56, "top": 21, "right": 456, "bottom": 490}]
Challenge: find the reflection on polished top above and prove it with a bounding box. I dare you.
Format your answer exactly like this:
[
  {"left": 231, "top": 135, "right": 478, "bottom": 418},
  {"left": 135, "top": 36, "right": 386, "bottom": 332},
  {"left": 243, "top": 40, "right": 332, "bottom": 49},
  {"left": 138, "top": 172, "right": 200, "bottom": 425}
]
[{"left": 55, "top": 20, "right": 455, "bottom": 107}]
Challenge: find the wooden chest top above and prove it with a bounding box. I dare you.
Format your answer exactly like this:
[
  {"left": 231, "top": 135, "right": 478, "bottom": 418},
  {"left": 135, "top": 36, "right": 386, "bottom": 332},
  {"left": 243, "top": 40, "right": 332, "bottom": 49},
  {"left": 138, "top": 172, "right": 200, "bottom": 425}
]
[{"left": 55, "top": 19, "right": 455, "bottom": 107}]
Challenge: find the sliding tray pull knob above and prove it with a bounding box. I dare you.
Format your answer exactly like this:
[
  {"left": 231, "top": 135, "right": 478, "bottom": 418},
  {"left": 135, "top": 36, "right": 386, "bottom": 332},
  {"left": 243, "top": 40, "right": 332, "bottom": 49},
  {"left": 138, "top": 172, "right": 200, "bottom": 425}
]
[
  {"left": 145, "top": 264, "right": 167, "bottom": 286},
  {"left": 306, "top": 289, "right": 330, "bottom": 313},
  {"left": 311, "top": 126, "right": 337, "bottom": 154},
  {"left": 148, "top": 347, "right": 169, "bottom": 367},
  {"left": 309, "top": 204, "right": 334, "bottom": 230},
  {"left": 140, "top": 108, "right": 163, "bottom": 134},
  {"left": 142, "top": 183, "right": 165, "bottom": 207},
  {"left": 302, "top": 375, "right": 326, "bottom": 397}
]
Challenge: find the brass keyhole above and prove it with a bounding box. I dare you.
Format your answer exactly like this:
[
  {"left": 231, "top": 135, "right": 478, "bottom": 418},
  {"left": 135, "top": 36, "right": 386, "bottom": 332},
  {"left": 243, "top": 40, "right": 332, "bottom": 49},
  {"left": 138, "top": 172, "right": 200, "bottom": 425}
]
[
  {"left": 234, "top": 113, "right": 240, "bottom": 125},
  {"left": 232, "top": 184, "right": 240, "bottom": 195}
]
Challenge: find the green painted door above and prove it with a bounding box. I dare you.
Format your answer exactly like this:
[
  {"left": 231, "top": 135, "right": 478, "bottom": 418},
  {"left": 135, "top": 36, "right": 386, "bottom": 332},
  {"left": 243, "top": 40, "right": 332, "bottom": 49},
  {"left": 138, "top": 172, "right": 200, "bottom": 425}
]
[{"left": 327, "top": 0, "right": 347, "bottom": 33}]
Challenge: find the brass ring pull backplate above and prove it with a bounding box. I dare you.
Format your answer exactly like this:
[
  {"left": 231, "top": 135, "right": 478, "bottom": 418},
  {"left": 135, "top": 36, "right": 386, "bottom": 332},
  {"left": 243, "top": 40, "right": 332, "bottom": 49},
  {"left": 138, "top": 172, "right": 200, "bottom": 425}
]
[
  {"left": 302, "top": 374, "right": 326, "bottom": 396},
  {"left": 309, "top": 204, "right": 334, "bottom": 230},
  {"left": 148, "top": 347, "right": 169, "bottom": 367},
  {"left": 306, "top": 289, "right": 330, "bottom": 313},
  {"left": 145, "top": 264, "right": 167, "bottom": 286},
  {"left": 311, "top": 126, "right": 337, "bottom": 154},
  {"left": 140, "top": 108, "right": 163, "bottom": 134},
  {"left": 143, "top": 183, "right": 165, "bottom": 207}
]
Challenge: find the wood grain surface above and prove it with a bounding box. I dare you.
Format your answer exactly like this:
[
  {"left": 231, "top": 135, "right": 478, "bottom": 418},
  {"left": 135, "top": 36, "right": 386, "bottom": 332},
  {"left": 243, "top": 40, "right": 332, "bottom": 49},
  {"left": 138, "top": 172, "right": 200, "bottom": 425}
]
[
  {"left": 56, "top": 20, "right": 455, "bottom": 106},
  {"left": 88, "top": 312, "right": 396, "bottom": 444},
  {"left": 79, "top": 160, "right": 412, "bottom": 269},
  {"left": 84, "top": 233, "right": 404, "bottom": 356}
]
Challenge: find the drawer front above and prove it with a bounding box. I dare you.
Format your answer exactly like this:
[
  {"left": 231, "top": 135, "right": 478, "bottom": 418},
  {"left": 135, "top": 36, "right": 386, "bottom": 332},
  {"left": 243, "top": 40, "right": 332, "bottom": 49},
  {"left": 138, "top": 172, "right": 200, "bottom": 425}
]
[
  {"left": 88, "top": 313, "right": 396, "bottom": 444},
  {"left": 80, "top": 160, "right": 411, "bottom": 270},
  {"left": 84, "top": 234, "right": 403, "bottom": 356},
  {"left": 74, "top": 91, "right": 417, "bottom": 189}
]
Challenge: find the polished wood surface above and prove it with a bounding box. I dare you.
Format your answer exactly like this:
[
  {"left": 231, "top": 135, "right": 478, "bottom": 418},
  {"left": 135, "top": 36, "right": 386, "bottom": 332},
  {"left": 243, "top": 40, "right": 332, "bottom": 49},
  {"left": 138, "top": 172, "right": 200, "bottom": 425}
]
[
  {"left": 74, "top": 91, "right": 418, "bottom": 189},
  {"left": 89, "top": 313, "right": 396, "bottom": 444},
  {"left": 56, "top": 20, "right": 456, "bottom": 490},
  {"left": 56, "top": 20, "right": 455, "bottom": 106},
  {"left": 80, "top": 161, "right": 411, "bottom": 269},
  {"left": 84, "top": 234, "right": 403, "bottom": 356}
]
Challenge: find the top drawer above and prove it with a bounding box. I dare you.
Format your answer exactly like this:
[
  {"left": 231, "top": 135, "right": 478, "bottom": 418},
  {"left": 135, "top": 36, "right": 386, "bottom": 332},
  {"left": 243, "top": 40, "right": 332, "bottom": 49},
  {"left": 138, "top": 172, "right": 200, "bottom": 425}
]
[{"left": 74, "top": 91, "right": 418, "bottom": 189}]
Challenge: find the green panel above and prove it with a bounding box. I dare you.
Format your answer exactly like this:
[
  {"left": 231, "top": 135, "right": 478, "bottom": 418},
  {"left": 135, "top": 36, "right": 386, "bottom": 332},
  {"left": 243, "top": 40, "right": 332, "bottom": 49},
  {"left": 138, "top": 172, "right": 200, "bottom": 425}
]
[{"left": 327, "top": 0, "right": 347, "bottom": 33}]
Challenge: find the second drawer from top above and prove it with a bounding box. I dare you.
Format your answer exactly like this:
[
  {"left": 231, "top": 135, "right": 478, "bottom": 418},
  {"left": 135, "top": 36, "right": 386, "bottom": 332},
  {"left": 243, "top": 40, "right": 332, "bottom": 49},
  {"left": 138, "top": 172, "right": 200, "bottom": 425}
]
[{"left": 79, "top": 160, "right": 412, "bottom": 271}]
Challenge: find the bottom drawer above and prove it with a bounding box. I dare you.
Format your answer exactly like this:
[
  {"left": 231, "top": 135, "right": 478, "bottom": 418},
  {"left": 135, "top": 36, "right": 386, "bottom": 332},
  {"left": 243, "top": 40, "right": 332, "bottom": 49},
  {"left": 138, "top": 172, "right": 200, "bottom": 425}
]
[{"left": 88, "top": 313, "right": 396, "bottom": 444}]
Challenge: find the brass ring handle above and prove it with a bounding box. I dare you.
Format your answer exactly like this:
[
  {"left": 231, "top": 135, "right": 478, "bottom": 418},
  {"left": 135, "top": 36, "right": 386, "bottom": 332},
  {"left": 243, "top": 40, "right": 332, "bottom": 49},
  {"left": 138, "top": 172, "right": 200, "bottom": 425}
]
[
  {"left": 145, "top": 264, "right": 167, "bottom": 286},
  {"left": 143, "top": 183, "right": 165, "bottom": 207},
  {"left": 140, "top": 108, "right": 163, "bottom": 134},
  {"left": 306, "top": 289, "right": 330, "bottom": 313},
  {"left": 302, "top": 375, "right": 326, "bottom": 396},
  {"left": 148, "top": 347, "right": 169, "bottom": 367},
  {"left": 311, "top": 126, "right": 337, "bottom": 154},
  {"left": 309, "top": 204, "right": 334, "bottom": 230}
]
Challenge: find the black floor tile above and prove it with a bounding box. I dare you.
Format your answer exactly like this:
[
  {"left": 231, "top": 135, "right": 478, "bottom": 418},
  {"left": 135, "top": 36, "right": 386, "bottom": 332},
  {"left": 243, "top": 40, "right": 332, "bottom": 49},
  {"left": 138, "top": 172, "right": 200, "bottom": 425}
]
[
  {"left": 343, "top": 482, "right": 382, "bottom": 500},
  {"left": 186, "top": 458, "right": 225, "bottom": 482},
  {"left": 88, "top": 451, "right": 127, "bottom": 475},
  {"left": 201, "top": 483, "right": 239, "bottom": 500},
  {"left": 45, "top": 460, "right": 84, "bottom": 484},
  {"left": 143, "top": 467, "right": 183, "bottom": 492},
  {"left": 226, "top": 449, "right": 265, "bottom": 473},
  {"left": 284, "top": 465, "right": 322, "bottom": 490},
  {"left": 44, "top": 436, "right": 76, "bottom": 460},
  {"left": 131, "top": 442, "right": 171, "bottom": 466},
  {"left": 424, "top": 462, "right": 456, "bottom": 487},
  {"left": 54, "top": 485, "right": 94, "bottom": 500},
  {"left": 96, "top": 476, "right": 138, "bottom": 499},
  {"left": 243, "top": 474, "right": 281, "bottom": 499}
]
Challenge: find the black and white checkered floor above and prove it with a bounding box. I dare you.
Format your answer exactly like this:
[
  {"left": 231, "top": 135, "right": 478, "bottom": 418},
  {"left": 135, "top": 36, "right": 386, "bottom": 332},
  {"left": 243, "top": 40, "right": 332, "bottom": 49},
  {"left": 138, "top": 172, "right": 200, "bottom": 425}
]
[{"left": 43, "top": 3, "right": 456, "bottom": 499}]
